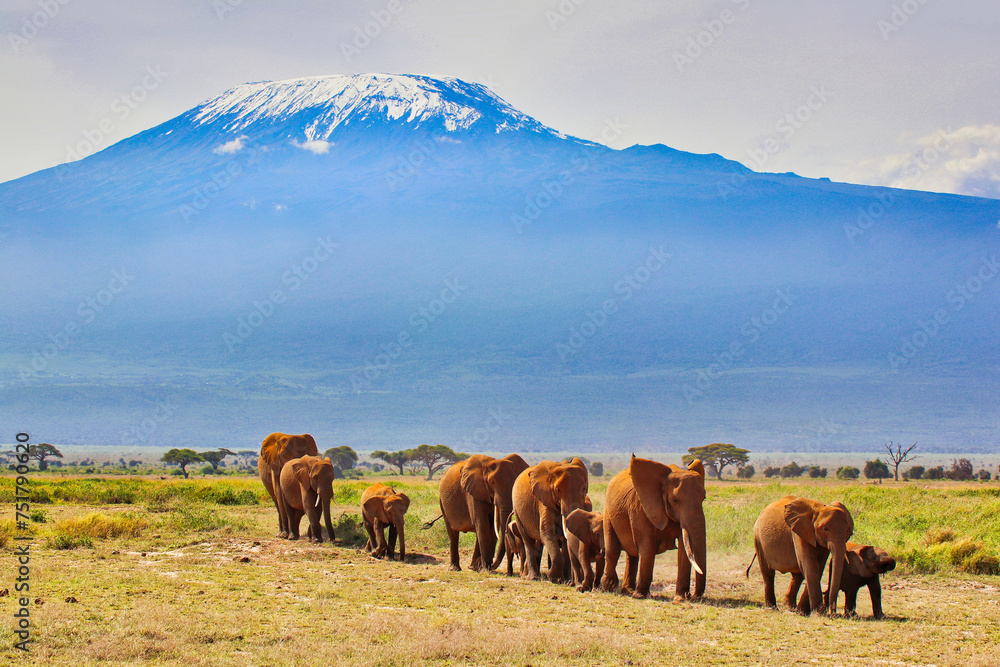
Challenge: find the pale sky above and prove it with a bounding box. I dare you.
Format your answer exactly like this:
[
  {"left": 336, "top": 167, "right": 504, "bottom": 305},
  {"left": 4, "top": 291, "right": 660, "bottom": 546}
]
[{"left": 1, "top": 0, "right": 998, "bottom": 198}]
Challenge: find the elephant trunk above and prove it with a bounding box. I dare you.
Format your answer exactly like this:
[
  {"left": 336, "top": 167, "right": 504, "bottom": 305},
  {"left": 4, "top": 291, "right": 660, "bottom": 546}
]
[
  {"left": 395, "top": 518, "right": 406, "bottom": 562},
  {"left": 490, "top": 499, "right": 514, "bottom": 570},
  {"left": 681, "top": 512, "right": 708, "bottom": 596},
  {"left": 827, "top": 541, "right": 847, "bottom": 615},
  {"left": 322, "top": 487, "right": 335, "bottom": 542}
]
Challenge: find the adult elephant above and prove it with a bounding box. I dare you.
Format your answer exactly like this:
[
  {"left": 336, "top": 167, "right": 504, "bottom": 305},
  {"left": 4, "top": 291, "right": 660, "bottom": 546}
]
[
  {"left": 361, "top": 483, "right": 411, "bottom": 561},
  {"left": 751, "top": 495, "right": 854, "bottom": 615},
  {"left": 602, "top": 455, "right": 707, "bottom": 601},
  {"left": 437, "top": 453, "right": 529, "bottom": 572},
  {"left": 511, "top": 458, "right": 589, "bottom": 583},
  {"left": 258, "top": 432, "right": 319, "bottom": 538},
  {"left": 278, "top": 455, "right": 336, "bottom": 543}
]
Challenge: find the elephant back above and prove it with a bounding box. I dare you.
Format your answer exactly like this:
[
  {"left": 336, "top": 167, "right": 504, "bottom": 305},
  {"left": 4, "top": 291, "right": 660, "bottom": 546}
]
[{"left": 260, "top": 433, "right": 318, "bottom": 466}]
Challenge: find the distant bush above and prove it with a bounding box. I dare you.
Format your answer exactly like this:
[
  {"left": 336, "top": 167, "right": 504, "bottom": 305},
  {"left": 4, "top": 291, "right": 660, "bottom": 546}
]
[
  {"left": 948, "top": 458, "right": 974, "bottom": 481},
  {"left": 589, "top": 461, "right": 604, "bottom": 477},
  {"left": 924, "top": 466, "right": 946, "bottom": 480},
  {"left": 836, "top": 466, "right": 860, "bottom": 480},
  {"left": 808, "top": 466, "right": 827, "bottom": 479},
  {"left": 736, "top": 465, "right": 754, "bottom": 479},
  {"left": 780, "top": 462, "right": 805, "bottom": 478},
  {"left": 978, "top": 469, "right": 992, "bottom": 481},
  {"left": 905, "top": 465, "right": 925, "bottom": 480},
  {"left": 864, "top": 459, "right": 891, "bottom": 479},
  {"left": 762, "top": 466, "right": 780, "bottom": 478}
]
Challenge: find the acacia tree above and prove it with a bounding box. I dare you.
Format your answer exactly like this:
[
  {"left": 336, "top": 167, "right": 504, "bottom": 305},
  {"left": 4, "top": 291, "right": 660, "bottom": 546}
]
[
  {"left": 407, "top": 444, "right": 467, "bottom": 480},
  {"left": 324, "top": 446, "right": 359, "bottom": 471},
  {"left": 371, "top": 450, "right": 412, "bottom": 476},
  {"left": 28, "top": 443, "right": 63, "bottom": 471},
  {"left": 199, "top": 448, "right": 235, "bottom": 470},
  {"left": 883, "top": 441, "right": 918, "bottom": 481},
  {"left": 236, "top": 450, "right": 258, "bottom": 469},
  {"left": 161, "top": 448, "right": 204, "bottom": 478},
  {"left": 681, "top": 443, "right": 750, "bottom": 480}
]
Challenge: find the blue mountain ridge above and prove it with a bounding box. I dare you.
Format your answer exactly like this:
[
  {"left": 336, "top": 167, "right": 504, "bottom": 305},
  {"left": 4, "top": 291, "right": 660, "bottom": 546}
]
[{"left": 1, "top": 73, "right": 998, "bottom": 454}]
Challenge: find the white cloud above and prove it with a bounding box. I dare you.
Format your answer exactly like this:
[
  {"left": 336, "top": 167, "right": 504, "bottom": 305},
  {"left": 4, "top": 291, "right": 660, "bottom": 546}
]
[
  {"left": 843, "top": 125, "right": 1000, "bottom": 199},
  {"left": 292, "top": 139, "right": 331, "bottom": 155},
  {"left": 213, "top": 136, "right": 247, "bottom": 155}
]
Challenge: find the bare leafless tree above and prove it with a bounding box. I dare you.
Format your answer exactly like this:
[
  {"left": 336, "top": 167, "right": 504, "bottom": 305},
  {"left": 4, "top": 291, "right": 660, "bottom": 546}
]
[{"left": 883, "top": 441, "right": 918, "bottom": 481}]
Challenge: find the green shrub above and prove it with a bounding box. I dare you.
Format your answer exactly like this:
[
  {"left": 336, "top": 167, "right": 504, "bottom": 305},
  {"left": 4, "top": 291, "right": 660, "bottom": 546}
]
[
  {"left": 331, "top": 512, "right": 368, "bottom": 547},
  {"left": 48, "top": 532, "right": 94, "bottom": 550},
  {"left": 836, "top": 466, "right": 860, "bottom": 480}
]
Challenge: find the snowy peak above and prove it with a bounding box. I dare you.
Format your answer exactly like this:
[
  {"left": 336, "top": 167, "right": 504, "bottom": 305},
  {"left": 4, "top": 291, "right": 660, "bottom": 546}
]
[{"left": 188, "top": 73, "right": 564, "bottom": 140}]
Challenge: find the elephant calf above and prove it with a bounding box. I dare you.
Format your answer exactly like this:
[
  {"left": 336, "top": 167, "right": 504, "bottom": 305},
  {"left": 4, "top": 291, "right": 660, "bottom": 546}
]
[
  {"left": 801, "top": 542, "right": 896, "bottom": 619},
  {"left": 361, "top": 483, "right": 411, "bottom": 562},
  {"left": 278, "top": 455, "right": 336, "bottom": 543},
  {"left": 565, "top": 508, "right": 605, "bottom": 592},
  {"left": 502, "top": 516, "right": 527, "bottom": 577}
]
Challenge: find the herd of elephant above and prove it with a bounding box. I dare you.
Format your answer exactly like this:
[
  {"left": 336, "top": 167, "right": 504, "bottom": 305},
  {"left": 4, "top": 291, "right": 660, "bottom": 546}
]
[{"left": 257, "top": 433, "right": 896, "bottom": 618}]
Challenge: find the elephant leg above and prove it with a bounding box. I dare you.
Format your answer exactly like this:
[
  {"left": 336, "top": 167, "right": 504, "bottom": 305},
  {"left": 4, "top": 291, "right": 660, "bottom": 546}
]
[
  {"left": 303, "top": 493, "right": 323, "bottom": 543},
  {"left": 625, "top": 554, "right": 638, "bottom": 594},
  {"left": 286, "top": 507, "right": 303, "bottom": 540},
  {"left": 387, "top": 524, "right": 398, "bottom": 561},
  {"left": 578, "top": 548, "right": 596, "bottom": 592},
  {"left": 867, "top": 579, "right": 883, "bottom": 619},
  {"left": 843, "top": 585, "right": 860, "bottom": 617},
  {"left": 470, "top": 540, "right": 482, "bottom": 571},
  {"left": 445, "top": 519, "right": 462, "bottom": 571},
  {"left": 272, "top": 470, "right": 291, "bottom": 539},
  {"left": 470, "top": 500, "right": 496, "bottom": 573},
  {"left": 601, "top": 527, "right": 622, "bottom": 593},
  {"left": 373, "top": 520, "right": 389, "bottom": 558},
  {"left": 801, "top": 551, "right": 828, "bottom": 615},
  {"left": 758, "top": 557, "right": 778, "bottom": 609},
  {"left": 786, "top": 572, "right": 804, "bottom": 610},
  {"left": 633, "top": 540, "right": 657, "bottom": 599},
  {"left": 363, "top": 517, "right": 378, "bottom": 553},
  {"left": 539, "top": 510, "right": 566, "bottom": 584},
  {"left": 522, "top": 533, "right": 543, "bottom": 581}
]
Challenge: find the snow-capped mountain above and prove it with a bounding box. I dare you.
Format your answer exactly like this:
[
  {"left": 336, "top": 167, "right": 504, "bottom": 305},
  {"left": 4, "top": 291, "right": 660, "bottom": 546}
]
[
  {"left": 187, "top": 74, "right": 566, "bottom": 139},
  {"left": 1, "top": 74, "right": 998, "bottom": 453}
]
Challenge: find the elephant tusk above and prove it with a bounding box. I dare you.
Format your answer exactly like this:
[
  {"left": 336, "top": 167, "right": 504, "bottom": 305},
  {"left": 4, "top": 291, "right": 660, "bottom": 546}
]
[
  {"left": 315, "top": 494, "right": 321, "bottom": 508},
  {"left": 682, "top": 528, "right": 705, "bottom": 576}
]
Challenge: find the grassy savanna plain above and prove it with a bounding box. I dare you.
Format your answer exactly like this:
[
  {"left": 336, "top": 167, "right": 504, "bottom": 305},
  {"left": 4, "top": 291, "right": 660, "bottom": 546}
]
[{"left": 1, "top": 474, "right": 999, "bottom": 666}]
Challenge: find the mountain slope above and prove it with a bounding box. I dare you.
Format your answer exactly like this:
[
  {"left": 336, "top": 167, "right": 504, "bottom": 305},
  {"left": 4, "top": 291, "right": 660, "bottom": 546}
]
[{"left": 1, "top": 73, "right": 998, "bottom": 453}]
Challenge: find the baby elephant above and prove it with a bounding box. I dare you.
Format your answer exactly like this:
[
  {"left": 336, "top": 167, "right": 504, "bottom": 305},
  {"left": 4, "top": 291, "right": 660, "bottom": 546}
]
[
  {"left": 361, "top": 483, "right": 411, "bottom": 562},
  {"left": 503, "top": 516, "right": 527, "bottom": 577},
  {"left": 834, "top": 542, "right": 896, "bottom": 618},
  {"left": 801, "top": 542, "right": 896, "bottom": 618},
  {"left": 565, "top": 508, "right": 605, "bottom": 592}
]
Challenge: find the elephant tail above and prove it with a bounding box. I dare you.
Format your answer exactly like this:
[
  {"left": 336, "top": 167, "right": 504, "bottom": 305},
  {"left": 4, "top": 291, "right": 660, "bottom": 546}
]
[
  {"left": 745, "top": 552, "right": 757, "bottom": 579},
  {"left": 422, "top": 513, "right": 444, "bottom": 530}
]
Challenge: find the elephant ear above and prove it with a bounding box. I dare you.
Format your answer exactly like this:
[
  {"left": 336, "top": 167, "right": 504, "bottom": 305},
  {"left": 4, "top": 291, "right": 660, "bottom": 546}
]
[
  {"left": 396, "top": 493, "right": 411, "bottom": 512},
  {"left": 828, "top": 501, "right": 855, "bottom": 536},
  {"left": 629, "top": 454, "right": 671, "bottom": 531},
  {"left": 564, "top": 508, "right": 591, "bottom": 541},
  {"left": 847, "top": 545, "right": 875, "bottom": 579},
  {"left": 363, "top": 496, "right": 385, "bottom": 521},
  {"left": 784, "top": 498, "right": 818, "bottom": 547},
  {"left": 583, "top": 495, "right": 593, "bottom": 512},
  {"left": 461, "top": 456, "right": 493, "bottom": 503},
  {"left": 686, "top": 458, "right": 706, "bottom": 479},
  {"left": 290, "top": 457, "right": 310, "bottom": 481},
  {"left": 528, "top": 462, "right": 559, "bottom": 509}
]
